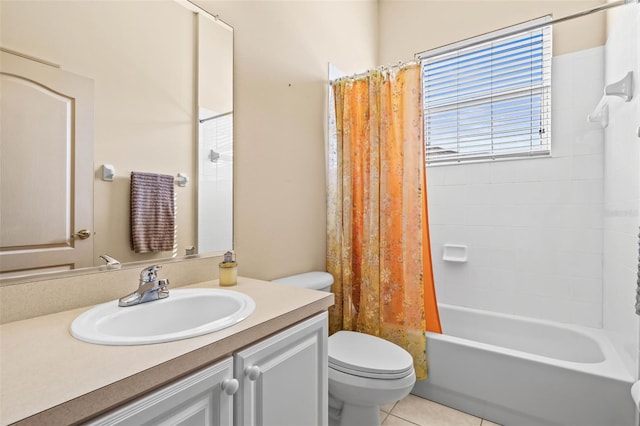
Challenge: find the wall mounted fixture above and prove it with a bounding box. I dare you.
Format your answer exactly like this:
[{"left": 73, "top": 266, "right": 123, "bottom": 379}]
[
  {"left": 100, "top": 165, "right": 189, "bottom": 187},
  {"left": 176, "top": 173, "right": 189, "bottom": 187},
  {"left": 587, "top": 71, "right": 634, "bottom": 128},
  {"left": 102, "top": 164, "right": 115, "bottom": 182},
  {"left": 442, "top": 244, "right": 468, "bottom": 263}
]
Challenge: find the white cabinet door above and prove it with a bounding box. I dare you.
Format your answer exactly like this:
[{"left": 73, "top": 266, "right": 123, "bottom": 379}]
[
  {"left": 88, "top": 358, "right": 236, "bottom": 426},
  {"left": 234, "top": 312, "right": 328, "bottom": 426}
]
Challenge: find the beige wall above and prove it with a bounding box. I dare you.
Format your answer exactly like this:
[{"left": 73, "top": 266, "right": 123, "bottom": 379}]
[
  {"left": 379, "top": 0, "right": 607, "bottom": 64},
  {"left": 194, "top": 0, "right": 378, "bottom": 280},
  {"left": 199, "top": 14, "right": 233, "bottom": 114}
]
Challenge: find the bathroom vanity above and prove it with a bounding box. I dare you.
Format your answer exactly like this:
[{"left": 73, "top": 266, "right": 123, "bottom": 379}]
[{"left": 0, "top": 277, "right": 333, "bottom": 425}]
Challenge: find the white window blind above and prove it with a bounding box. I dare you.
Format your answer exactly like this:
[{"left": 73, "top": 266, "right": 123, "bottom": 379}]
[{"left": 420, "top": 18, "right": 552, "bottom": 164}]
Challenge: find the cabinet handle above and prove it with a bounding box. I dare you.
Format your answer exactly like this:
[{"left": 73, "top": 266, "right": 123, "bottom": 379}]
[
  {"left": 221, "top": 378, "right": 239, "bottom": 395},
  {"left": 244, "top": 365, "right": 261, "bottom": 381}
]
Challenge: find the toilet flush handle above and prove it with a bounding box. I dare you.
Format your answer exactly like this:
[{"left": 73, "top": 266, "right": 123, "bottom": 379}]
[{"left": 244, "top": 365, "right": 261, "bottom": 381}]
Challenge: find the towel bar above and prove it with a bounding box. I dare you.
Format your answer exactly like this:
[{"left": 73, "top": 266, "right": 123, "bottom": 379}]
[{"left": 100, "top": 165, "right": 189, "bottom": 187}]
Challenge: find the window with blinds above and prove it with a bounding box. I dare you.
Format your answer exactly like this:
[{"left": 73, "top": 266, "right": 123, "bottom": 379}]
[{"left": 420, "top": 18, "right": 552, "bottom": 164}]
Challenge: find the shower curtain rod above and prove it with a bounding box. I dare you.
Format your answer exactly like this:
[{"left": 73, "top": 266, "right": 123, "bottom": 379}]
[
  {"left": 544, "top": 0, "right": 633, "bottom": 26},
  {"left": 415, "top": 0, "right": 636, "bottom": 59},
  {"left": 199, "top": 111, "right": 232, "bottom": 123}
]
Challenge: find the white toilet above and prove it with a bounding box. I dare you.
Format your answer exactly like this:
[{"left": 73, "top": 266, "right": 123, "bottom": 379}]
[{"left": 272, "top": 272, "right": 416, "bottom": 426}]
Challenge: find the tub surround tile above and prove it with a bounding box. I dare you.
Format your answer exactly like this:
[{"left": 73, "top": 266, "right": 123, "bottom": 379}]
[
  {"left": 569, "top": 276, "right": 603, "bottom": 303},
  {"left": 573, "top": 130, "right": 604, "bottom": 157},
  {"left": 516, "top": 157, "right": 574, "bottom": 183},
  {"left": 569, "top": 300, "right": 603, "bottom": 328},
  {"left": 488, "top": 160, "right": 523, "bottom": 184},
  {"left": 572, "top": 153, "right": 604, "bottom": 180},
  {"left": 426, "top": 46, "right": 607, "bottom": 328},
  {"left": 602, "top": 5, "right": 640, "bottom": 379},
  {"left": 570, "top": 179, "right": 604, "bottom": 204}
]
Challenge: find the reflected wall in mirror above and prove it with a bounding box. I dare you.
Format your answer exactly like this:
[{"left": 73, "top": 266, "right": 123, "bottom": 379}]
[{"left": 0, "top": 0, "right": 233, "bottom": 281}]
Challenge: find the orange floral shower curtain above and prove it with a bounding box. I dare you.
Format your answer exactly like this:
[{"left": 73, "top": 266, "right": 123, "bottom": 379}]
[{"left": 327, "top": 65, "right": 441, "bottom": 380}]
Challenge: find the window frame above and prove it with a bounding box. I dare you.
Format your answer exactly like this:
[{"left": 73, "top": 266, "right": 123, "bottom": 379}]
[{"left": 419, "top": 16, "right": 553, "bottom": 165}]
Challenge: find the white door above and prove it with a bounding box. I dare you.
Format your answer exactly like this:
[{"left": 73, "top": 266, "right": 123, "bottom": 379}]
[
  {"left": 0, "top": 51, "right": 94, "bottom": 277},
  {"left": 234, "top": 312, "right": 328, "bottom": 426},
  {"left": 87, "top": 358, "right": 236, "bottom": 426}
]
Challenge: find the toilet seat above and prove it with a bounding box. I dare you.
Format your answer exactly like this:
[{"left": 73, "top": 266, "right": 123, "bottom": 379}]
[{"left": 329, "top": 331, "right": 414, "bottom": 380}]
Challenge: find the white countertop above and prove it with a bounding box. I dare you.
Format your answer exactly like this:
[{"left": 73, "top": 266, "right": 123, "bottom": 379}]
[{"left": 0, "top": 277, "right": 333, "bottom": 425}]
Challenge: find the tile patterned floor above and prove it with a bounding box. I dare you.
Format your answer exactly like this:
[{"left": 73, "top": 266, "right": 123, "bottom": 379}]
[{"left": 380, "top": 394, "right": 501, "bottom": 426}]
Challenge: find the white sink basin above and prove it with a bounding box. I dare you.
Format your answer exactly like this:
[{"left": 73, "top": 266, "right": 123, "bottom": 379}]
[{"left": 70, "top": 288, "right": 255, "bottom": 345}]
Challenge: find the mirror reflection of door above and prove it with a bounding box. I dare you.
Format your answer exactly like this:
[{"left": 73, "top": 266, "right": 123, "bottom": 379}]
[{"left": 0, "top": 51, "right": 94, "bottom": 279}]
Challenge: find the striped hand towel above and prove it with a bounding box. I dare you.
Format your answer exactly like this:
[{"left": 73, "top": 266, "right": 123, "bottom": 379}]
[{"left": 130, "top": 172, "right": 175, "bottom": 253}]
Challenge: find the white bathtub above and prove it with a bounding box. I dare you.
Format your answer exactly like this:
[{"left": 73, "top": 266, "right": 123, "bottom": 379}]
[{"left": 411, "top": 304, "right": 635, "bottom": 426}]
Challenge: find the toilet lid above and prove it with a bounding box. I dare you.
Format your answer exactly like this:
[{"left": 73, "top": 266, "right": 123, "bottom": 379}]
[{"left": 328, "top": 331, "right": 414, "bottom": 379}]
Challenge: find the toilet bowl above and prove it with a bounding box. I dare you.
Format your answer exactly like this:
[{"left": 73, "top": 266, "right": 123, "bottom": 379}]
[{"left": 272, "top": 272, "right": 416, "bottom": 426}]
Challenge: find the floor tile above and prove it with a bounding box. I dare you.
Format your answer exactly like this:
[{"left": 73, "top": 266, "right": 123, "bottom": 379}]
[
  {"left": 381, "top": 401, "right": 398, "bottom": 413},
  {"left": 382, "top": 414, "right": 420, "bottom": 425},
  {"left": 390, "top": 394, "right": 482, "bottom": 426}
]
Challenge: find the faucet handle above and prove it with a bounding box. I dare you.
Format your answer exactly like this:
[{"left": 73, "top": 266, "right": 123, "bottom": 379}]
[
  {"left": 99, "top": 254, "right": 121, "bottom": 270},
  {"left": 140, "top": 265, "right": 162, "bottom": 284},
  {"left": 156, "top": 278, "right": 170, "bottom": 298}
]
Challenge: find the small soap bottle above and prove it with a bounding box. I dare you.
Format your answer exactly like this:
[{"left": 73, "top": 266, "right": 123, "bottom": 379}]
[{"left": 219, "top": 251, "right": 238, "bottom": 286}]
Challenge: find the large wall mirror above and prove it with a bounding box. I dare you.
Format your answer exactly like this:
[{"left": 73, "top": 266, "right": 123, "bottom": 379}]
[{"left": 0, "top": 0, "right": 233, "bottom": 282}]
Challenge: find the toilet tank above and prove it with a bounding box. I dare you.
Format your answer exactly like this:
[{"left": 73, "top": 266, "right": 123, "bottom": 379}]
[{"left": 271, "top": 271, "right": 334, "bottom": 292}]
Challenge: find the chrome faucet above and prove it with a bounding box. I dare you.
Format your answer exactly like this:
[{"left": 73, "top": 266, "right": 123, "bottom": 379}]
[
  {"left": 118, "top": 265, "right": 169, "bottom": 307},
  {"left": 99, "top": 254, "right": 121, "bottom": 270}
]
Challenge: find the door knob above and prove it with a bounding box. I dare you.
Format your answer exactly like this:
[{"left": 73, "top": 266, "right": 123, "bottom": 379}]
[
  {"left": 71, "top": 229, "right": 91, "bottom": 240},
  {"left": 244, "top": 366, "right": 261, "bottom": 381},
  {"left": 221, "top": 378, "right": 239, "bottom": 395}
]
